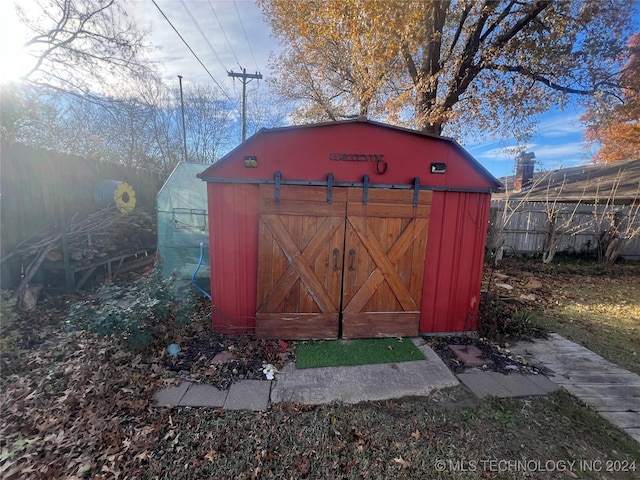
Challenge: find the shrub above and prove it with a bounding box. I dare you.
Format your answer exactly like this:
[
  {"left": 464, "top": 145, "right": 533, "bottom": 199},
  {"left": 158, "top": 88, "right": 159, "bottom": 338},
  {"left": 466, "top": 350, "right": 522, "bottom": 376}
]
[
  {"left": 478, "top": 292, "right": 547, "bottom": 341},
  {"left": 66, "top": 269, "right": 198, "bottom": 351}
]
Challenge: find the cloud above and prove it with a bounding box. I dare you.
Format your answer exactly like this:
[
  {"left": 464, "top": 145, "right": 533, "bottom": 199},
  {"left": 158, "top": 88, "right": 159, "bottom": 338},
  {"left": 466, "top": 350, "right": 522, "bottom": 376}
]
[
  {"left": 535, "top": 112, "right": 585, "bottom": 138},
  {"left": 532, "top": 142, "right": 591, "bottom": 170},
  {"left": 129, "top": 1, "right": 277, "bottom": 89}
]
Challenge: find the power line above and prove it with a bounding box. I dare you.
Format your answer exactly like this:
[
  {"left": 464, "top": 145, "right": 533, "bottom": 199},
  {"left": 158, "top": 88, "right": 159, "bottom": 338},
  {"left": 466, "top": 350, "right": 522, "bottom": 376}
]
[
  {"left": 208, "top": 0, "right": 241, "bottom": 70},
  {"left": 151, "top": 0, "right": 237, "bottom": 108},
  {"left": 228, "top": 69, "right": 262, "bottom": 143},
  {"left": 233, "top": 1, "right": 259, "bottom": 71},
  {"left": 179, "top": 0, "right": 227, "bottom": 74}
]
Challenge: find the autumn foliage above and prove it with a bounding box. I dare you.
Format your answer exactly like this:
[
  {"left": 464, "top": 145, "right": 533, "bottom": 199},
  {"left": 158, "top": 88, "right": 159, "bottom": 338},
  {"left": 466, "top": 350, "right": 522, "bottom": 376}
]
[
  {"left": 259, "top": 0, "right": 634, "bottom": 140},
  {"left": 584, "top": 33, "right": 640, "bottom": 163}
]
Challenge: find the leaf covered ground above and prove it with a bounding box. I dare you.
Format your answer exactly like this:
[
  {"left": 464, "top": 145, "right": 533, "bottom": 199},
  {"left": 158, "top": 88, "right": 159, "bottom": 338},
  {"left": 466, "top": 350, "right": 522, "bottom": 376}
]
[{"left": 1, "top": 258, "right": 639, "bottom": 479}]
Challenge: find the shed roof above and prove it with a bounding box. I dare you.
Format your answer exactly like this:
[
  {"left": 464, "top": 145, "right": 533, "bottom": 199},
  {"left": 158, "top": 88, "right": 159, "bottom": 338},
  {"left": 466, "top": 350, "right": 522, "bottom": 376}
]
[
  {"left": 493, "top": 158, "right": 640, "bottom": 203},
  {"left": 200, "top": 119, "right": 502, "bottom": 192}
]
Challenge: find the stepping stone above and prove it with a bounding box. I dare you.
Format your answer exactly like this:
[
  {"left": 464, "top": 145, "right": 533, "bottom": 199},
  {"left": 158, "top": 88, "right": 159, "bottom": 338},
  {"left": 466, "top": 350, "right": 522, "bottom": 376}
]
[
  {"left": 458, "top": 371, "right": 557, "bottom": 398},
  {"left": 448, "top": 345, "right": 492, "bottom": 366},
  {"left": 457, "top": 371, "right": 512, "bottom": 398},
  {"left": 598, "top": 412, "right": 640, "bottom": 429},
  {"left": 179, "top": 383, "right": 228, "bottom": 407},
  {"left": 626, "top": 428, "right": 640, "bottom": 443},
  {"left": 224, "top": 380, "right": 271, "bottom": 411},
  {"left": 154, "top": 381, "right": 191, "bottom": 407},
  {"left": 212, "top": 351, "right": 236, "bottom": 364}
]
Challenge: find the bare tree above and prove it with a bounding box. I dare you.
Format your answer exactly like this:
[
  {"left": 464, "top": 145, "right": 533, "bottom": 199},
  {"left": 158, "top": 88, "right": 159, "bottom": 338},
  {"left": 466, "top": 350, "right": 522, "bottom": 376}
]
[
  {"left": 17, "top": 0, "right": 157, "bottom": 99},
  {"left": 246, "top": 85, "right": 295, "bottom": 137},
  {"left": 540, "top": 175, "right": 589, "bottom": 264},
  {"left": 183, "top": 84, "right": 234, "bottom": 164},
  {"left": 592, "top": 174, "right": 640, "bottom": 263},
  {"left": 488, "top": 171, "right": 552, "bottom": 265}
]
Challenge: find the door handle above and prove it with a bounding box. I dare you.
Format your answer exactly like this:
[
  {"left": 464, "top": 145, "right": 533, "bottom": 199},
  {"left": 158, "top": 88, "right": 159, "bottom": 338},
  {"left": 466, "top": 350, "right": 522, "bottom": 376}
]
[
  {"left": 332, "top": 248, "right": 339, "bottom": 271},
  {"left": 349, "top": 249, "right": 355, "bottom": 271}
]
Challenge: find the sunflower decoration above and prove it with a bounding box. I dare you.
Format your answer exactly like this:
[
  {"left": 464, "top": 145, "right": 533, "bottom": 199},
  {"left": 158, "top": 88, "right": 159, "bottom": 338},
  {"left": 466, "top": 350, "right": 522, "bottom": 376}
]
[{"left": 114, "top": 182, "right": 136, "bottom": 214}]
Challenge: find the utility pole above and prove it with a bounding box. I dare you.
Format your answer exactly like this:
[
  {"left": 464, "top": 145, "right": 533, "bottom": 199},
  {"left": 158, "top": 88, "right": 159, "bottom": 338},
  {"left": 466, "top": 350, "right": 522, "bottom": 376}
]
[
  {"left": 228, "top": 68, "right": 262, "bottom": 142},
  {"left": 178, "top": 75, "right": 188, "bottom": 162}
]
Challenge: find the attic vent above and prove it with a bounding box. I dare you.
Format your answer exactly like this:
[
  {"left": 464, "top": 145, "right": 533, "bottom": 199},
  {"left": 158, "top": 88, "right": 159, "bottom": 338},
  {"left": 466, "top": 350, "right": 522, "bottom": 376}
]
[{"left": 431, "top": 162, "right": 446, "bottom": 174}]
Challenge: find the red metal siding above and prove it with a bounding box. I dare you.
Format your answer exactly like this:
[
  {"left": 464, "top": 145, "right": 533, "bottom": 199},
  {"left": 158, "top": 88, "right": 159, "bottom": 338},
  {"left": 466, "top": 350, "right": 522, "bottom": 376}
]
[
  {"left": 420, "top": 192, "right": 491, "bottom": 333},
  {"left": 207, "top": 183, "right": 259, "bottom": 334},
  {"left": 204, "top": 122, "right": 494, "bottom": 190},
  {"left": 203, "top": 121, "right": 499, "bottom": 335}
]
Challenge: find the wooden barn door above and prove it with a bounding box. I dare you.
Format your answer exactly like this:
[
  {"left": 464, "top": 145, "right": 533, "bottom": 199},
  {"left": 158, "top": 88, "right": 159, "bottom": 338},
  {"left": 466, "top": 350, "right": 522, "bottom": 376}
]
[
  {"left": 341, "top": 188, "right": 431, "bottom": 338},
  {"left": 256, "top": 185, "right": 346, "bottom": 339},
  {"left": 256, "top": 184, "right": 431, "bottom": 339}
]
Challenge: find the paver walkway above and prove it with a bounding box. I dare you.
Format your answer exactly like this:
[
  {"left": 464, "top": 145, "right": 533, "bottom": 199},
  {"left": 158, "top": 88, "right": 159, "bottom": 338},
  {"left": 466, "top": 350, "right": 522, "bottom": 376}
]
[
  {"left": 154, "top": 379, "right": 271, "bottom": 411},
  {"left": 154, "top": 338, "right": 563, "bottom": 411},
  {"left": 511, "top": 333, "right": 640, "bottom": 444},
  {"left": 154, "top": 332, "right": 640, "bottom": 444}
]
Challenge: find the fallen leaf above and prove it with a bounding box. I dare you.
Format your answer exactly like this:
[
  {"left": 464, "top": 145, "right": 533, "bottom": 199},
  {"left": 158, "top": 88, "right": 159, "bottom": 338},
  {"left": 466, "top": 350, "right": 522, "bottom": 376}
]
[
  {"left": 411, "top": 429, "right": 421, "bottom": 440},
  {"left": 393, "top": 456, "right": 411, "bottom": 468},
  {"left": 204, "top": 450, "right": 216, "bottom": 462},
  {"left": 295, "top": 457, "right": 311, "bottom": 476}
]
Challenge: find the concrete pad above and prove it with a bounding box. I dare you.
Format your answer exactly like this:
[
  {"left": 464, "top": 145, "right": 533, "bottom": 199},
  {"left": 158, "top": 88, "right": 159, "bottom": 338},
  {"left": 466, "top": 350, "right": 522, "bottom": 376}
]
[
  {"left": 271, "top": 341, "right": 458, "bottom": 405},
  {"left": 179, "top": 383, "right": 228, "bottom": 407},
  {"left": 598, "top": 412, "right": 640, "bottom": 429},
  {"left": 224, "top": 380, "right": 271, "bottom": 411},
  {"left": 458, "top": 371, "right": 557, "bottom": 399},
  {"left": 457, "top": 371, "right": 512, "bottom": 398},
  {"left": 154, "top": 381, "right": 191, "bottom": 407},
  {"left": 491, "top": 373, "right": 548, "bottom": 397},
  {"left": 524, "top": 373, "right": 560, "bottom": 394}
]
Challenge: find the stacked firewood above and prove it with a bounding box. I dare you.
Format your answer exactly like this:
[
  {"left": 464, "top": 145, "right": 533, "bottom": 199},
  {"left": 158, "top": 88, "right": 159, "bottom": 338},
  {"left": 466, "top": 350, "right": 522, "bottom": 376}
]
[{"left": 2, "top": 207, "right": 156, "bottom": 300}]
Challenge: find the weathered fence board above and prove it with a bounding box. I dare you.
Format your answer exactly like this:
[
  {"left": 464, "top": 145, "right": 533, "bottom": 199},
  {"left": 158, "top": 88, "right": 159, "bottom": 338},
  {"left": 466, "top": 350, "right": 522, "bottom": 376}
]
[{"left": 488, "top": 200, "right": 640, "bottom": 260}]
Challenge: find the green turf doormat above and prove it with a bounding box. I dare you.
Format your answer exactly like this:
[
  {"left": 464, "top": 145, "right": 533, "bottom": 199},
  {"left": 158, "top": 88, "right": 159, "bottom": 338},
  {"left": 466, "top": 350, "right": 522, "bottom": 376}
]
[{"left": 295, "top": 338, "right": 425, "bottom": 369}]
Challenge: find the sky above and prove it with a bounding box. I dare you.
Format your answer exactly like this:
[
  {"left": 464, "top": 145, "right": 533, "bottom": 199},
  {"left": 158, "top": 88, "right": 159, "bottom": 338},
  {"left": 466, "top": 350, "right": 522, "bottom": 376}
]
[{"left": 1, "top": 0, "right": 637, "bottom": 178}]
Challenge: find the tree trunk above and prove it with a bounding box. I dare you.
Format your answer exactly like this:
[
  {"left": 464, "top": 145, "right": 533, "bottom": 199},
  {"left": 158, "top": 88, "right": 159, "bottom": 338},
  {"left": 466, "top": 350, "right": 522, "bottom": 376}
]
[
  {"left": 418, "top": 121, "right": 444, "bottom": 136},
  {"left": 604, "top": 237, "right": 625, "bottom": 264},
  {"left": 542, "top": 236, "right": 558, "bottom": 264}
]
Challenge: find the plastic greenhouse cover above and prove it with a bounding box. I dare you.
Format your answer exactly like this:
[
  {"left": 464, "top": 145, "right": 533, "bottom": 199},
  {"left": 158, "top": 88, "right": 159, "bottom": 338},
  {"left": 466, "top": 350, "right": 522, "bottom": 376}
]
[{"left": 157, "top": 162, "right": 210, "bottom": 288}]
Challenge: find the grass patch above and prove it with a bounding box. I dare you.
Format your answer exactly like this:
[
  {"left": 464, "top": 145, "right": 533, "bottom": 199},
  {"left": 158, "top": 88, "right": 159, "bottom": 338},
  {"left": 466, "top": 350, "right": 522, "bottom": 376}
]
[
  {"left": 144, "top": 389, "right": 640, "bottom": 479},
  {"left": 295, "top": 338, "right": 425, "bottom": 369}
]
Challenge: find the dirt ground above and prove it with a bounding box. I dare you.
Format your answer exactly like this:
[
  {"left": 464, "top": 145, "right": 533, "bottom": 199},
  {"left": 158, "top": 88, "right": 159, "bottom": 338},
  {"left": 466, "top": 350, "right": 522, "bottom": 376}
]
[{"left": 1, "top": 258, "right": 639, "bottom": 479}]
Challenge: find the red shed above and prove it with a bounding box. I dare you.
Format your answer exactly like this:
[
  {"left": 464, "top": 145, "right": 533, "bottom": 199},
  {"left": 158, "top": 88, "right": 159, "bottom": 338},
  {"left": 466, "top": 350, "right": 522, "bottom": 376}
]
[{"left": 199, "top": 120, "right": 501, "bottom": 339}]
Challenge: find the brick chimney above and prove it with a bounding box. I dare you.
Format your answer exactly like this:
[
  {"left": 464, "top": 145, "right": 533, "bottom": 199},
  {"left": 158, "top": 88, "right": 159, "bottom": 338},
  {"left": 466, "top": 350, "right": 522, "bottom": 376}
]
[{"left": 514, "top": 151, "right": 535, "bottom": 192}]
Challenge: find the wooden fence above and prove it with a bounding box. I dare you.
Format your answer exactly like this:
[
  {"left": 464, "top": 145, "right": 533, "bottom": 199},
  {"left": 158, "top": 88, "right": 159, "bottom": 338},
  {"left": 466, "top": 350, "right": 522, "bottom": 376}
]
[
  {"left": 1, "top": 143, "right": 166, "bottom": 288},
  {"left": 488, "top": 200, "right": 640, "bottom": 260}
]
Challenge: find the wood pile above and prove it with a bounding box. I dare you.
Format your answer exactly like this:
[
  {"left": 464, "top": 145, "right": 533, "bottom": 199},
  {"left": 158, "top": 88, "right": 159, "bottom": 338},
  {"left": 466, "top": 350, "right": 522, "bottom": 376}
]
[{"left": 2, "top": 207, "right": 156, "bottom": 300}]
